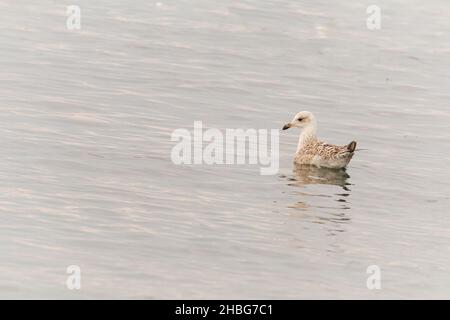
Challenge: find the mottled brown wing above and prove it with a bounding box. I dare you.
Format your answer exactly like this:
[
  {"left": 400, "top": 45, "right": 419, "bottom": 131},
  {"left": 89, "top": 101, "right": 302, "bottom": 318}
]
[{"left": 314, "top": 141, "right": 352, "bottom": 160}]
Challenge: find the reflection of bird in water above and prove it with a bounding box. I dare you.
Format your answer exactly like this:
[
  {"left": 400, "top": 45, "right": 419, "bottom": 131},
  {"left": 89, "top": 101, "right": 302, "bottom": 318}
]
[
  {"left": 289, "top": 164, "right": 351, "bottom": 190},
  {"left": 282, "top": 164, "right": 353, "bottom": 238},
  {"left": 282, "top": 111, "right": 357, "bottom": 169}
]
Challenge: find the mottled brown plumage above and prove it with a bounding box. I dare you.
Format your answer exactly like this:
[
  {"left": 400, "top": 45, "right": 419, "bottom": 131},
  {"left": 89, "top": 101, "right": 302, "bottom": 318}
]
[{"left": 283, "top": 111, "right": 356, "bottom": 169}]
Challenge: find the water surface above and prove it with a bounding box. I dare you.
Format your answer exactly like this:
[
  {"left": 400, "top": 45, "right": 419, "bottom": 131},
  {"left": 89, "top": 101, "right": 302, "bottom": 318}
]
[{"left": 1, "top": 0, "right": 450, "bottom": 299}]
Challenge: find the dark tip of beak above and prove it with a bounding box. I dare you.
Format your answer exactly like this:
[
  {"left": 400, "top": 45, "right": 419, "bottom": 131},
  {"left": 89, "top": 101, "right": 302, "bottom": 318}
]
[{"left": 282, "top": 124, "right": 290, "bottom": 130}]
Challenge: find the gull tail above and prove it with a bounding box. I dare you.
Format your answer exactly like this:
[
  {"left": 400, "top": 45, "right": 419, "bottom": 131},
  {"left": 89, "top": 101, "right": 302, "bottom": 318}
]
[{"left": 347, "top": 141, "right": 357, "bottom": 153}]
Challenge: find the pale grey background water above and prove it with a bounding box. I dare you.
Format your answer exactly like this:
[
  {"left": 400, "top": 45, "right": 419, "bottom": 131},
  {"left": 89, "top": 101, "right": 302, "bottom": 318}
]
[{"left": 1, "top": 0, "right": 450, "bottom": 299}]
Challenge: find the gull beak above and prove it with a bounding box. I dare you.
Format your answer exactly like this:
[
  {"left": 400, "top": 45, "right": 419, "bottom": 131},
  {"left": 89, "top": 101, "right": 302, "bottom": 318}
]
[{"left": 282, "top": 123, "right": 291, "bottom": 130}]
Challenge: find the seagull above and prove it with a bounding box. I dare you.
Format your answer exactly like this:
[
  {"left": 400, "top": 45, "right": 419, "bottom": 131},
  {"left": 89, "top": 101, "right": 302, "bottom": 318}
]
[{"left": 282, "top": 111, "right": 356, "bottom": 169}]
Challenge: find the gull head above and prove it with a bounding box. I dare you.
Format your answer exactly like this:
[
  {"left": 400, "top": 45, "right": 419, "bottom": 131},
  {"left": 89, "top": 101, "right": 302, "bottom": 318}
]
[{"left": 282, "top": 111, "right": 316, "bottom": 130}]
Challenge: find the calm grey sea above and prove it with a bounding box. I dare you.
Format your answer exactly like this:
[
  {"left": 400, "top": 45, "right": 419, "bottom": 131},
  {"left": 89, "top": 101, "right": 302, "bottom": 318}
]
[{"left": 1, "top": 0, "right": 450, "bottom": 299}]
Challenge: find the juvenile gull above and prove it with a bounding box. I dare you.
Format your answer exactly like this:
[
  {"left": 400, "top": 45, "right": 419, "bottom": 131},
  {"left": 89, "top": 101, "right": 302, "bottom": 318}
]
[{"left": 282, "top": 111, "right": 356, "bottom": 169}]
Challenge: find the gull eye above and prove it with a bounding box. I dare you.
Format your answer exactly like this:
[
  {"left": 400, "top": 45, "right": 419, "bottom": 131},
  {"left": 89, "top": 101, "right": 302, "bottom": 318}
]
[{"left": 298, "top": 118, "right": 303, "bottom": 121}]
